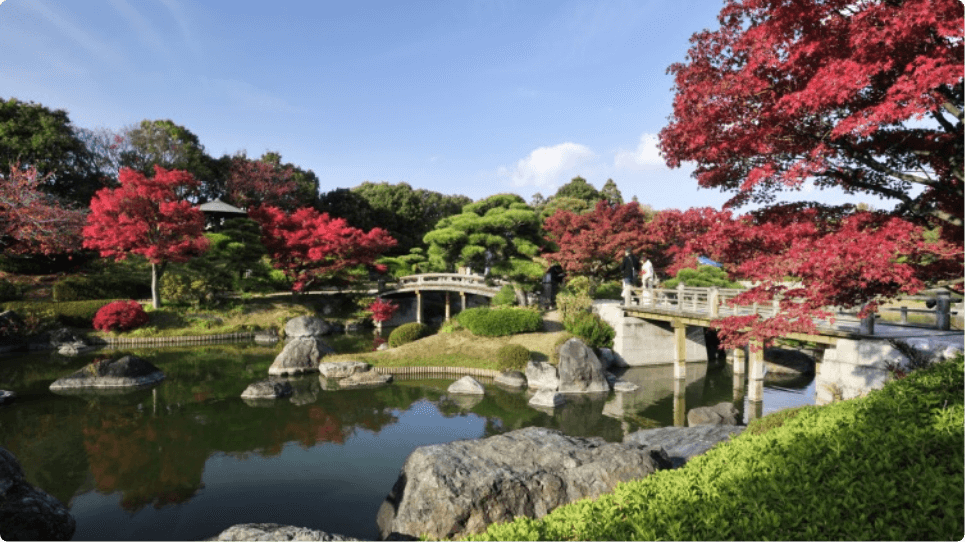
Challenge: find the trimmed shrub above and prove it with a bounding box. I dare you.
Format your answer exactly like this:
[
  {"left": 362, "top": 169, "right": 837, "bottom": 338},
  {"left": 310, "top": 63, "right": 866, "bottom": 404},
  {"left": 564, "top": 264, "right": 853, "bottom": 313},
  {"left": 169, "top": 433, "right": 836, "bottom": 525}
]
[
  {"left": 564, "top": 311, "right": 615, "bottom": 349},
  {"left": 496, "top": 344, "right": 531, "bottom": 371},
  {"left": 388, "top": 322, "right": 430, "bottom": 348},
  {"left": 555, "top": 290, "right": 593, "bottom": 322},
  {"left": 491, "top": 284, "right": 517, "bottom": 307},
  {"left": 592, "top": 281, "right": 623, "bottom": 300},
  {"left": 53, "top": 275, "right": 148, "bottom": 302},
  {"left": 456, "top": 307, "right": 542, "bottom": 337},
  {"left": 160, "top": 271, "right": 220, "bottom": 307},
  {"left": 0, "top": 279, "right": 20, "bottom": 302},
  {"left": 93, "top": 300, "right": 149, "bottom": 332}
]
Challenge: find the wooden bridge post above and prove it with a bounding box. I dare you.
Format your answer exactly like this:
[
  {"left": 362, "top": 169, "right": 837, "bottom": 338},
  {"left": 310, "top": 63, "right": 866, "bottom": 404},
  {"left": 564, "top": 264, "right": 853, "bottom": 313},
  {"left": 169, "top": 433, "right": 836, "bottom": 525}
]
[
  {"left": 747, "top": 341, "right": 765, "bottom": 403},
  {"left": 673, "top": 319, "right": 687, "bottom": 380}
]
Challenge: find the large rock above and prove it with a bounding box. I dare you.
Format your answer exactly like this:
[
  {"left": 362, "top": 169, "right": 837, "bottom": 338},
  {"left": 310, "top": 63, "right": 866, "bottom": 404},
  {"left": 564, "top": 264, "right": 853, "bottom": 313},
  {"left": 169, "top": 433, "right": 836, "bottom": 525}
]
[
  {"left": 318, "top": 360, "right": 370, "bottom": 379},
  {"left": 447, "top": 376, "right": 485, "bottom": 395},
  {"left": 524, "top": 360, "right": 559, "bottom": 390},
  {"left": 268, "top": 338, "right": 334, "bottom": 376},
  {"left": 556, "top": 338, "right": 609, "bottom": 394},
  {"left": 284, "top": 316, "right": 331, "bottom": 338},
  {"left": 0, "top": 447, "right": 76, "bottom": 540},
  {"left": 240, "top": 379, "right": 293, "bottom": 400},
  {"left": 207, "top": 523, "right": 359, "bottom": 541},
  {"left": 528, "top": 389, "right": 565, "bottom": 409},
  {"left": 338, "top": 370, "right": 393, "bottom": 388},
  {"left": 624, "top": 425, "right": 745, "bottom": 468},
  {"left": 764, "top": 347, "right": 815, "bottom": 375},
  {"left": 494, "top": 370, "right": 526, "bottom": 389},
  {"left": 376, "top": 427, "right": 672, "bottom": 540},
  {"left": 47, "top": 327, "right": 94, "bottom": 356},
  {"left": 49, "top": 355, "right": 165, "bottom": 391},
  {"left": 687, "top": 402, "right": 740, "bottom": 427}
]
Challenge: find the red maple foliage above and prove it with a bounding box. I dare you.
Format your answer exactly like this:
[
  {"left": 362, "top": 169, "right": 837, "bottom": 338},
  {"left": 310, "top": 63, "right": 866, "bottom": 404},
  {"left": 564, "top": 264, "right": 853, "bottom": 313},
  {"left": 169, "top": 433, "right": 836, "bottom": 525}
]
[
  {"left": 249, "top": 204, "right": 396, "bottom": 292},
  {"left": 225, "top": 156, "right": 302, "bottom": 211},
  {"left": 542, "top": 200, "right": 652, "bottom": 282},
  {"left": 0, "top": 164, "right": 85, "bottom": 255},
  {"left": 368, "top": 298, "right": 399, "bottom": 323},
  {"left": 83, "top": 166, "right": 210, "bottom": 308},
  {"left": 659, "top": 0, "right": 963, "bottom": 240},
  {"left": 93, "top": 300, "right": 150, "bottom": 332}
]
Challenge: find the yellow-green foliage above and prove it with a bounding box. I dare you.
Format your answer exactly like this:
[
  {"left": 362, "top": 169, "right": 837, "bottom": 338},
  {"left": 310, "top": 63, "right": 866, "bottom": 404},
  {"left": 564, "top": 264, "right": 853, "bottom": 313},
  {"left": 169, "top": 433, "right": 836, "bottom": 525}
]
[
  {"left": 456, "top": 307, "right": 542, "bottom": 337},
  {"left": 471, "top": 356, "right": 965, "bottom": 541},
  {"left": 563, "top": 311, "right": 614, "bottom": 349},
  {"left": 388, "top": 322, "right": 430, "bottom": 348},
  {"left": 495, "top": 344, "right": 531, "bottom": 371}
]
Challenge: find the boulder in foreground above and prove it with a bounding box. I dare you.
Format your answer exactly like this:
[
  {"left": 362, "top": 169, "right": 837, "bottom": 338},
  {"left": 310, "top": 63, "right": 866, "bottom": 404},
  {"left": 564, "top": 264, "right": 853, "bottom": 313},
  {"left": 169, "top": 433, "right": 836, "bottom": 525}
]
[
  {"left": 376, "top": 426, "right": 672, "bottom": 540},
  {"left": 268, "top": 337, "right": 334, "bottom": 376},
  {"left": 687, "top": 402, "right": 740, "bottom": 426},
  {"left": 0, "top": 447, "right": 76, "bottom": 540},
  {"left": 624, "top": 425, "right": 745, "bottom": 468},
  {"left": 207, "top": 523, "right": 359, "bottom": 541}
]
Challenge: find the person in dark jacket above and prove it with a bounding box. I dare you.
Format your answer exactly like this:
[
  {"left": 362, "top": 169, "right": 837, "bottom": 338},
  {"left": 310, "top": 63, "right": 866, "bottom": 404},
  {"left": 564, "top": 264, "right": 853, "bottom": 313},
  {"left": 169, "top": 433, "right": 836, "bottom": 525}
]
[
  {"left": 621, "top": 248, "right": 640, "bottom": 288},
  {"left": 542, "top": 264, "right": 566, "bottom": 309}
]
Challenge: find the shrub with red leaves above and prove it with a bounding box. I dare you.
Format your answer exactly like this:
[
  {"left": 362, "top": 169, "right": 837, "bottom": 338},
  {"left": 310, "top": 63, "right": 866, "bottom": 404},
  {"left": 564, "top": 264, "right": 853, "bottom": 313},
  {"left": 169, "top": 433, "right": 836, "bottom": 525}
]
[
  {"left": 368, "top": 298, "right": 399, "bottom": 323},
  {"left": 93, "top": 300, "right": 149, "bottom": 332}
]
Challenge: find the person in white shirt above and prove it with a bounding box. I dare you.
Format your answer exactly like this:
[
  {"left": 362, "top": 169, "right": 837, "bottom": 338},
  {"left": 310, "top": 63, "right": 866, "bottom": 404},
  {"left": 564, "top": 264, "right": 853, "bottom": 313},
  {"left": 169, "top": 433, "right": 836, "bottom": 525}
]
[{"left": 640, "top": 256, "right": 655, "bottom": 288}]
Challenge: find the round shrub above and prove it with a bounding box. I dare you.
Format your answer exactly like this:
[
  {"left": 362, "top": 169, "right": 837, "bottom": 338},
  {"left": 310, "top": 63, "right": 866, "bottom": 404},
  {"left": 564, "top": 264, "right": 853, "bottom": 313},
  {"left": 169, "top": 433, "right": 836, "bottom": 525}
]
[
  {"left": 456, "top": 307, "right": 542, "bottom": 337},
  {"left": 388, "top": 322, "right": 430, "bottom": 348},
  {"left": 0, "top": 279, "right": 20, "bottom": 302},
  {"left": 93, "top": 300, "right": 149, "bottom": 333},
  {"left": 564, "top": 311, "right": 615, "bottom": 349},
  {"left": 491, "top": 284, "right": 517, "bottom": 307},
  {"left": 496, "top": 344, "right": 531, "bottom": 371}
]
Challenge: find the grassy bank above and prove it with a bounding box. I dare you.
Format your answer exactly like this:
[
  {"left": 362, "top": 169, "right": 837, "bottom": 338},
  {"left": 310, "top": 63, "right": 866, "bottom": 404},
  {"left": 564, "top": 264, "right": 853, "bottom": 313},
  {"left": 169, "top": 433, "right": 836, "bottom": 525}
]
[{"left": 468, "top": 356, "right": 964, "bottom": 541}]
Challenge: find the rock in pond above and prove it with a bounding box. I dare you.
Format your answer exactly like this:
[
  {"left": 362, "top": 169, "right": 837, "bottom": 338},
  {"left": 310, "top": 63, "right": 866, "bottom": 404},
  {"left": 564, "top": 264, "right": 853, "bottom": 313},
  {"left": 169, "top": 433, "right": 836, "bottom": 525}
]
[
  {"left": 764, "top": 347, "right": 815, "bottom": 375},
  {"left": 318, "top": 360, "right": 370, "bottom": 379},
  {"left": 284, "top": 315, "right": 331, "bottom": 338},
  {"left": 0, "top": 446, "right": 76, "bottom": 540},
  {"left": 376, "top": 426, "right": 672, "bottom": 540},
  {"left": 624, "top": 425, "right": 745, "bottom": 468},
  {"left": 253, "top": 330, "right": 279, "bottom": 345},
  {"left": 338, "top": 370, "right": 392, "bottom": 388},
  {"left": 207, "top": 523, "right": 359, "bottom": 541},
  {"left": 447, "top": 376, "right": 485, "bottom": 395},
  {"left": 0, "top": 390, "right": 15, "bottom": 405},
  {"left": 528, "top": 389, "right": 565, "bottom": 409},
  {"left": 687, "top": 402, "right": 741, "bottom": 427},
  {"left": 49, "top": 355, "right": 164, "bottom": 392},
  {"left": 268, "top": 338, "right": 334, "bottom": 376},
  {"left": 612, "top": 378, "right": 639, "bottom": 392},
  {"left": 240, "top": 379, "right": 294, "bottom": 400},
  {"left": 494, "top": 370, "right": 526, "bottom": 389},
  {"left": 557, "top": 338, "right": 609, "bottom": 394},
  {"left": 524, "top": 360, "right": 559, "bottom": 390}
]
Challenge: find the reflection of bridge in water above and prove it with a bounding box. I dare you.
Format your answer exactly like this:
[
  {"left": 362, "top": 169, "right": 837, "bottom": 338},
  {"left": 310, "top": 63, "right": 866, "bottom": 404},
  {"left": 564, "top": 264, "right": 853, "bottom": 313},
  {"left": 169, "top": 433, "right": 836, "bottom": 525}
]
[{"left": 380, "top": 273, "right": 506, "bottom": 324}]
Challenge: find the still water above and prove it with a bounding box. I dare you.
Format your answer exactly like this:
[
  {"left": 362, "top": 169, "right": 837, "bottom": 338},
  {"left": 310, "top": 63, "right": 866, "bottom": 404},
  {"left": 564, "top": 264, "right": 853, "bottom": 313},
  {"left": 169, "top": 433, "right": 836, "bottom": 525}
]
[{"left": 0, "top": 343, "right": 813, "bottom": 540}]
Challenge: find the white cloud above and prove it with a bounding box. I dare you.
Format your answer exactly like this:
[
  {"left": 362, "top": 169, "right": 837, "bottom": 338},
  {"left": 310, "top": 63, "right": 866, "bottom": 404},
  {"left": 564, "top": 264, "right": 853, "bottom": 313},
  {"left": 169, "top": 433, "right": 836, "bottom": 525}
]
[
  {"left": 614, "top": 133, "right": 665, "bottom": 170},
  {"left": 498, "top": 142, "right": 596, "bottom": 189}
]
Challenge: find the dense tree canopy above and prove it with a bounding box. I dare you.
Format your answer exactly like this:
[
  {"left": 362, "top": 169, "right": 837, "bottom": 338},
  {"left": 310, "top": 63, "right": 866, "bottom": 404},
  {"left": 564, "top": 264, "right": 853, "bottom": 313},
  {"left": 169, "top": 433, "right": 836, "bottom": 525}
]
[
  {"left": 83, "top": 166, "right": 210, "bottom": 308},
  {"left": 0, "top": 98, "right": 102, "bottom": 205},
  {"left": 659, "top": 0, "right": 963, "bottom": 240},
  {"left": 0, "top": 165, "right": 85, "bottom": 256}
]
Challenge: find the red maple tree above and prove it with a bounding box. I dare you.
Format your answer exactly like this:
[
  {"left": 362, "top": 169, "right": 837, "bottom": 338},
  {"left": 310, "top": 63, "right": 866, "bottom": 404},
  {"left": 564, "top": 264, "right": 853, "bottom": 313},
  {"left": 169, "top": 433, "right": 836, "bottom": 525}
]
[
  {"left": 659, "top": 0, "right": 963, "bottom": 240},
  {"left": 83, "top": 166, "right": 210, "bottom": 308},
  {"left": 225, "top": 156, "right": 301, "bottom": 211},
  {"left": 249, "top": 204, "right": 396, "bottom": 292},
  {"left": 542, "top": 200, "right": 652, "bottom": 282},
  {"left": 368, "top": 298, "right": 399, "bottom": 323},
  {"left": 0, "top": 164, "right": 85, "bottom": 255}
]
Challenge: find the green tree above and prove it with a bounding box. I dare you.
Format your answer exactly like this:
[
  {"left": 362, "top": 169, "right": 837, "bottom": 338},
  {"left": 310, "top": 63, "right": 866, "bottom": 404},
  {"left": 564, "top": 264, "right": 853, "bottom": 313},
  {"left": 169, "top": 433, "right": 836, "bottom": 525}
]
[
  {"left": 601, "top": 179, "right": 624, "bottom": 205},
  {"left": 552, "top": 176, "right": 602, "bottom": 203},
  {"left": 119, "top": 120, "right": 217, "bottom": 198},
  {"left": 662, "top": 265, "right": 741, "bottom": 289},
  {"left": 0, "top": 98, "right": 102, "bottom": 205}
]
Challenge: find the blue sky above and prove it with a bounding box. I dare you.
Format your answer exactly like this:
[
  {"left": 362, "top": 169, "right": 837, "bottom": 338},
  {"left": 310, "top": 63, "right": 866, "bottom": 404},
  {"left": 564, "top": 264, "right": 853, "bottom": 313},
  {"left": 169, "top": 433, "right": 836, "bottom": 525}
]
[{"left": 1, "top": 0, "right": 874, "bottom": 210}]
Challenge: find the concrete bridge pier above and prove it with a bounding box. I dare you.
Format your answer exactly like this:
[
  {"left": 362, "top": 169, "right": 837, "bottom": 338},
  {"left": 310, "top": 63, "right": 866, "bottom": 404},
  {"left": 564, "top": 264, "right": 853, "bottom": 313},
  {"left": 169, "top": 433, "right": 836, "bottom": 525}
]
[
  {"left": 732, "top": 347, "right": 746, "bottom": 374},
  {"left": 415, "top": 290, "right": 422, "bottom": 324},
  {"left": 673, "top": 377, "right": 686, "bottom": 427},
  {"left": 747, "top": 342, "right": 765, "bottom": 421}
]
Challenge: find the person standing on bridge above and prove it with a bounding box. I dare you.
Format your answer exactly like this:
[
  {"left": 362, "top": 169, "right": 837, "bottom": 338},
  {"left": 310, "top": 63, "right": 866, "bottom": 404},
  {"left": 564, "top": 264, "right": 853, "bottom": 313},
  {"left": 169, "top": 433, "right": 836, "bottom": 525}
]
[
  {"left": 640, "top": 256, "right": 655, "bottom": 289},
  {"left": 621, "top": 248, "right": 640, "bottom": 290}
]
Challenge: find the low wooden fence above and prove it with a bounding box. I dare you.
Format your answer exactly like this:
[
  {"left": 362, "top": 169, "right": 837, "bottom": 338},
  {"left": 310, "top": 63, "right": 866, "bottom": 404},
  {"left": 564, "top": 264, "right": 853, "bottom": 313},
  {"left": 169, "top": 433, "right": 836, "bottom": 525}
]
[
  {"left": 373, "top": 366, "right": 500, "bottom": 379},
  {"left": 91, "top": 332, "right": 257, "bottom": 347}
]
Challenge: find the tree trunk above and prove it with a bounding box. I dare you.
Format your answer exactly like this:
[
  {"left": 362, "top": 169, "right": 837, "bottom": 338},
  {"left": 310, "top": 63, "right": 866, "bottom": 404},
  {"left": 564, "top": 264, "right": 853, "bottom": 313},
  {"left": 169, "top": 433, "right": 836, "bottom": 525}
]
[{"left": 151, "top": 262, "right": 167, "bottom": 309}]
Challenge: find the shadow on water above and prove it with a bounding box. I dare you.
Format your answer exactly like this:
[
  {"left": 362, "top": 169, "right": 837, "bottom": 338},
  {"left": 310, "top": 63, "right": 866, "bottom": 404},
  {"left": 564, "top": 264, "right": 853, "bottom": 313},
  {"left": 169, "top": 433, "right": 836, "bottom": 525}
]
[{"left": 0, "top": 344, "right": 814, "bottom": 540}]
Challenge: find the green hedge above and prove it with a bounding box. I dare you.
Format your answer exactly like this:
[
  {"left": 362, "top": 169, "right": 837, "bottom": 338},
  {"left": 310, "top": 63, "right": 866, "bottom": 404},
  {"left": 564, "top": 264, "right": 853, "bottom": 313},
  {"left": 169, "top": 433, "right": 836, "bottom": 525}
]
[
  {"left": 456, "top": 307, "right": 542, "bottom": 337},
  {"left": 563, "top": 311, "right": 615, "bottom": 349},
  {"left": 1, "top": 299, "right": 124, "bottom": 327},
  {"left": 472, "top": 357, "right": 965, "bottom": 541},
  {"left": 53, "top": 275, "right": 149, "bottom": 302},
  {"left": 495, "top": 344, "right": 531, "bottom": 371},
  {"left": 387, "top": 322, "right": 430, "bottom": 348},
  {"left": 491, "top": 284, "right": 517, "bottom": 307}
]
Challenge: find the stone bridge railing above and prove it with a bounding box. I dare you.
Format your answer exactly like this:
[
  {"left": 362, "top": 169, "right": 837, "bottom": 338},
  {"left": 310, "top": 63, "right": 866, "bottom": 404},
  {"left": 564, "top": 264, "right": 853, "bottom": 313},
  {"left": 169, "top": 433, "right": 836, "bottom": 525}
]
[{"left": 389, "top": 273, "right": 505, "bottom": 297}]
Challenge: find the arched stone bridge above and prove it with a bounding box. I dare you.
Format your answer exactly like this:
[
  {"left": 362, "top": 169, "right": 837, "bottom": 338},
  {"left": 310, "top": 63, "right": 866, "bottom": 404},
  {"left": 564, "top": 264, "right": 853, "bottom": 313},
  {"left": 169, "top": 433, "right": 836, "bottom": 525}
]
[{"left": 380, "top": 273, "right": 506, "bottom": 323}]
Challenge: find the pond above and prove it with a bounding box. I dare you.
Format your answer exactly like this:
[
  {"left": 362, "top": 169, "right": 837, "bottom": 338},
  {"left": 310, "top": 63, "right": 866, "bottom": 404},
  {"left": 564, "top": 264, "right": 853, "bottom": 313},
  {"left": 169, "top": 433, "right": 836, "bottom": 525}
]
[{"left": 0, "top": 342, "right": 814, "bottom": 540}]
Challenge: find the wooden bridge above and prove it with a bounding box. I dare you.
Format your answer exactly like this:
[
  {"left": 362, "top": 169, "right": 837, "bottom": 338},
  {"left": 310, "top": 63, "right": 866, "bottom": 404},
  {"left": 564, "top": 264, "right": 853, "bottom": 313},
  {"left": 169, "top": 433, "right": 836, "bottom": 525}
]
[
  {"left": 380, "top": 273, "right": 506, "bottom": 323},
  {"left": 619, "top": 284, "right": 958, "bottom": 407}
]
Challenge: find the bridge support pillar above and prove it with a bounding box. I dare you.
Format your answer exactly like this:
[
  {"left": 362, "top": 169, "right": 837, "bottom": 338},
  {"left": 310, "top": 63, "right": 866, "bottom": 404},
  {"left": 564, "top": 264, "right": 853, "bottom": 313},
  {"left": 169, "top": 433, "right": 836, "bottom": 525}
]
[
  {"left": 673, "top": 320, "right": 687, "bottom": 379},
  {"left": 673, "top": 377, "right": 686, "bottom": 427},
  {"left": 732, "top": 347, "right": 745, "bottom": 374},
  {"left": 445, "top": 292, "right": 451, "bottom": 321},
  {"left": 416, "top": 290, "right": 422, "bottom": 324},
  {"left": 747, "top": 342, "right": 764, "bottom": 403}
]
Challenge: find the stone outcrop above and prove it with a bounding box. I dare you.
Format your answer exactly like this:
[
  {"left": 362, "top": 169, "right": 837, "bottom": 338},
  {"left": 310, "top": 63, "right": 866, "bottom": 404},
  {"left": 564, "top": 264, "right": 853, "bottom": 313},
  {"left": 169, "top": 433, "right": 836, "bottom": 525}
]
[
  {"left": 524, "top": 360, "right": 559, "bottom": 390},
  {"left": 49, "top": 355, "right": 165, "bottom": 392},
  {"left": 268, "top": 338, "right": 334, "bottom": 376},
  {"left": 687, "top": 402, "right": 740, "bottom": 426},
  {"left": 47, "top": 327, "right": 94, "bottom": 356},
  {"left": 240, "top": 379, "right": 293, "bottom": 400},
  {"left": 447, "top": 376, "right": 485, "bottom": 395},
  {"left": 528, "top": 389, "right": 565, "bottom": 409},
  {"left": 494, "top": 370, "right": 526, "bottom": 389},
  {"left": 207, "top": 523, "right": 359, "bottom": 541},
  {"left": 284, "top": 315, "right": 331, "bottom": 338},
  {"left": 624, "top": 425, "right": 745, "bottom": 468},
  {"left": 0, "top": 447, "right": 76, "bottom": 540},
  {"left": 338, "top": 370, "right": 392, "bottom": 388},
  {"left": 318, "top": 361, "right": 370, "bottom": 379},
  {"left": 376, "top": 427, "right": 672, "bottom": 540},
  {"left": 556, "top": 339, "right": 609, "bottom": 394}
]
